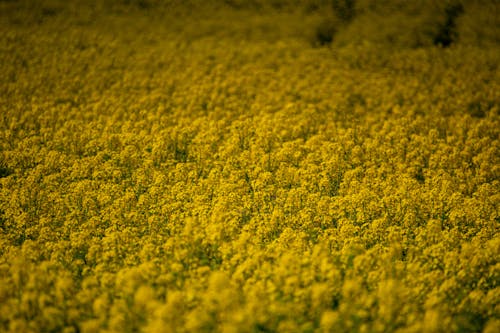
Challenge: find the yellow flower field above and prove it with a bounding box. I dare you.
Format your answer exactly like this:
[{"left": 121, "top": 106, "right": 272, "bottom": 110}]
[{"left": 0, "top": 0, "right": 499, "bottom": 332}]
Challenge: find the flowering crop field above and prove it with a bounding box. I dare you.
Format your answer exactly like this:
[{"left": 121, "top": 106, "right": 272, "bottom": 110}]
[{"left": 0, "top": 0, "right": 499, "bottom": 332}]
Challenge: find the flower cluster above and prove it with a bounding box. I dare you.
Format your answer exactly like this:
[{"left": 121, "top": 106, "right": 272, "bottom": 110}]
[{"left": 0, "top": 1, "right": 498, "bottom": 332}]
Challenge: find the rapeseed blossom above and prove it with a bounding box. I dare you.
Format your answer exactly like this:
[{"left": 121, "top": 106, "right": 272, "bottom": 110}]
[{"left": 0, "top": 0, "right": 498, "bottom": 332}]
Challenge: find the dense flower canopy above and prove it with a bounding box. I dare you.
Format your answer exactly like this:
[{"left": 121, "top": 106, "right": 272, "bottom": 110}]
[{"left": 0, "top": 1, "right": 499, "bottom": 332}]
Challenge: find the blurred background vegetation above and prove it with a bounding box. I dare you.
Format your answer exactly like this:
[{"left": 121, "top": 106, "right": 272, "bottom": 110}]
[{"left": 1, "top": 0, "right": 498, "bottom": 48}]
